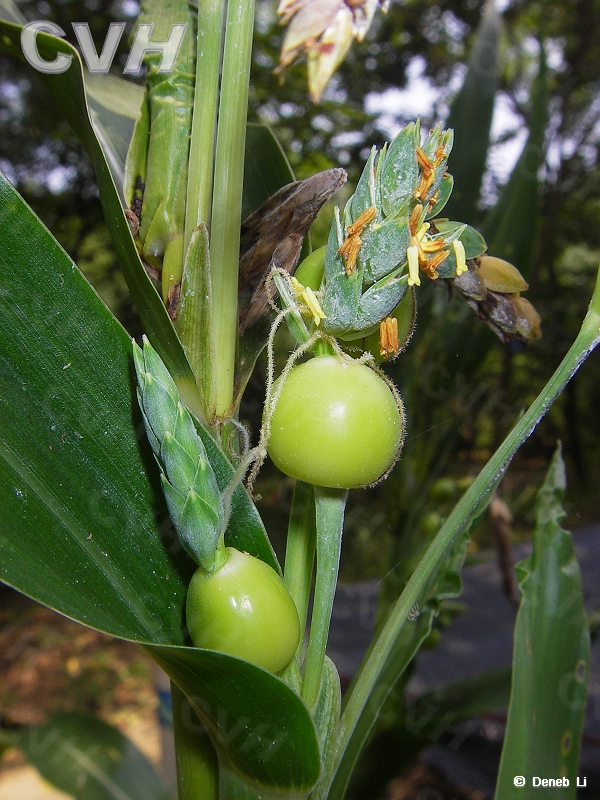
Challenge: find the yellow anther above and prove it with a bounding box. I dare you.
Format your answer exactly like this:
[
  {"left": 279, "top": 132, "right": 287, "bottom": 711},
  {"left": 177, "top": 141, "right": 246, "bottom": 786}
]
[
  {"left": 416, "top": 222, "right": 430, "bottom": 242},
  {"left": 453, "top": 239, "right": 467, "bottom": 276},
  {"left": 292, "top": 277, "right": 325, "bottom": 325},
  {"left": 303, "top": 286, "right": 325, "bottom": 326},
  {"left": 407, "top": 245, "right": 421, "bottom": 287}
]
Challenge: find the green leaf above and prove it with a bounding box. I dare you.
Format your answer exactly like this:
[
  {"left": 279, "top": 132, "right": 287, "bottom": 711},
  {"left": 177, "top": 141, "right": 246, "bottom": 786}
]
[
  {"left": 346, "top": 668, "right": 511, "bottom": 800},
  {"left": 0, "top": 174, "right": 317, "bottom": 790},
  {"left": 309, "top": 657, "right": 342, "bottom": 800},
  {"left": 0, "top": 173, "right": 190, "bottom": 643},
  {"left": 242, "top": 124, "right": 296, "bottom": 221},
  {"left": 329, "top": 265, "right": 600, "bottom": 800},
  {"left": 0, "top": 171, "right": 277, "bottom": 619},
  {"left": 6, "top": 713, "right": 166, "bottom": 800},
  {"left": 328, "top": 481, "right": 495, "bottom": 800},
  {"left": 0, "top": 17, "right": 196, "bottom": 396},
  {"left": 444, "top": 0, "right": 502, "bottom": 223},
  {"left": 494, "top": 446, "right": 590, "bottom": 799},
  {"left": 235, "top": 124, "right": 298, "bottom": 409},
  {"left": 482, "top": 44, "right": 549, "bottom": 278},
  {"left": 146, "top": 645, "right": 321, "bottom": 791},
  {"left": 85, "top": 74, "right": 145, "bottom": 196}
]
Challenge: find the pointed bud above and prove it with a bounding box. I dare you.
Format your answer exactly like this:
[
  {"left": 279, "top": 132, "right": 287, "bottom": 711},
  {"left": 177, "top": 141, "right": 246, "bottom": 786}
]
[
  {"left": 478, "top": 256, "right": 529, "bottom": 294},
  {"left": 134, "top": 337, "right": 224, "bottom": 569},
  {"left": 512, "top": 296, "right": 542, "bottom": 340}
]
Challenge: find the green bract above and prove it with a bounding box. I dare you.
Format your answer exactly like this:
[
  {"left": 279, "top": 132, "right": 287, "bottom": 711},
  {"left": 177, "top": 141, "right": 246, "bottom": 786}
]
[
  {"left": 186, "top": 547, "right": 301, "bottom": 673},
  {"left": 319, "top": 123, "right": 452, "bottom": 339},
  {"left": 279, "top": 122, "right": 488, "bottom": 354},
  {"left": 133, "top": 337, "right": 224, "bottom": 571},
  {"left": 267, "top": 355, "right": 404, "bottom": 489}
]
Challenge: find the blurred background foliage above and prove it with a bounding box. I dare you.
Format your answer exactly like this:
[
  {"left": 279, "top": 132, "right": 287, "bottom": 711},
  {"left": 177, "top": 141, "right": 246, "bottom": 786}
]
[{"left": 1, "top": 0, "right": 600, "bottom": 588}]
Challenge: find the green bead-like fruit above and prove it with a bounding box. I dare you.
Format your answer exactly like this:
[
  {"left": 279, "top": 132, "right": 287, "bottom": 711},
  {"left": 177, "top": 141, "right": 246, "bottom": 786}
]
[
  {"left": 294, "top": 246, "right": 326, "bottom": 290},
  {"left": 267, "top": 355, "right": 403, "bottom": 489},
  {"left": 186, "top": 547, "right": 300, "bottom": 673}
]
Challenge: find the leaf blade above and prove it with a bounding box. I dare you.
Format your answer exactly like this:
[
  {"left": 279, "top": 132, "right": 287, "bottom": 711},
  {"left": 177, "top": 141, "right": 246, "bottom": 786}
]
[
  {"left": 8, "top": 713, "right": 166, "bottom": 800},
  {"left": 146, "top": 644, "right": 321, "bottom": 791},
  {"left": 444, "top": 0, "right": 502, "bottom": 224},
  {"left": 0, "top": 172, "right": 316, "bottom": 791},
  {"left": 0, "top": 17, "right": 195, "bottom": 392},
  {"left": 494, "top": 446, "right": 590, "bottom": 798}
]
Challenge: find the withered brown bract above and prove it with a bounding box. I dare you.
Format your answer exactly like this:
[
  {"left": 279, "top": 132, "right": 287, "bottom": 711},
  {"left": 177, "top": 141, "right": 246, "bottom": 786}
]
[
  {"left": 453, "top": 259, "right": 541, "bottom": 343},
  {"left": 238, "top": 168, "right": 347, "bottom": 333}
]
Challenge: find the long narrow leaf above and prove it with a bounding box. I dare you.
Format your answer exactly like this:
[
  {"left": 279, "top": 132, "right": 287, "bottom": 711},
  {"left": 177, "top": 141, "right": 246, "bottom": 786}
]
[
  {"left": 4, "top": 713, "right": 166, "bottom": 800},
  {"left": 482, "top": 44, "right": 549, "bottom": 277},
  {"left": 328, "top": 481, "right": 498, "bottom": 800},
  {"left": 346, "top": 668, "right": 512, "bottom": 799},
  {"left": 0, "top": 171, "right": 190, "bottom": 642},
  {"left": 85, "top": 74, "right": 145, "bottom": 196},
  {"left": 444, "top": 0, "right": 502, "bottom": 224},
  {"left": 0, "top": 168, "right": 278, "bottom": 634},
  {"left": 0, "top": 17, "right": 196, "bottom": 396},
  {"left": 331, "top": 265, "right": 600, "bottom": 799},
  {"left": 0, "top": 172, "right": 318, "bottom": 791},
  {"left": 494, "top": 447, "right": 590, "bottom": 798}
]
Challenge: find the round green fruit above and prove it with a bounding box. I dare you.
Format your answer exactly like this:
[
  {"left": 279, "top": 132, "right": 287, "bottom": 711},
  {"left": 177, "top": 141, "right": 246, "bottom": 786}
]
[
  {"left": 186, "top": 547, "right": 300, "bottom": 673},
  {"left": 294, "top": 246, "right": 326, "bottom": 290},
  {"left": 267, "top": 355, "right": 404, "bottom": 489}
]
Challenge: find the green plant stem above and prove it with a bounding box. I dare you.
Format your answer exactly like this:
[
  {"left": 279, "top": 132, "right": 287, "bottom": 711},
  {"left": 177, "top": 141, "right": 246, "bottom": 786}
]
[
  {"left": 330, "top": 268, "right": 600, "bottom": 796},
  {"left": 302, "top": 487, "right": 348, "bottom": 708},
  {"left": 185, "top": 0, "right": 226, "bottom": 245},
  {"left": 171, "top": 681, "right": 219, "bottom": 800},
  {"left": 273, "top": 271, "right": 312, "bottom": 345},
  {"left": 208, "top": 0, "right": 255, "bottom": 418},
  {"left": 284, "top": 481, "right": 316, "bottom": 651}
]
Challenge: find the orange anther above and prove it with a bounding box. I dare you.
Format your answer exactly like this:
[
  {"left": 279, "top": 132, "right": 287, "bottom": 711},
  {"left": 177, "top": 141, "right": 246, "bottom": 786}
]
[
  {"left": 379, "top": 316, "right": 399, "bottom": 357},
  {"left": 422, "top": 249, "right": 450, "bottom": 280},
  {"left": 416, "top": 146, "right": 433, "bottom": 176},
  {"left": 347, "top": 206, "right": 377, "bottom": 236},
  {"left": 409, "top": 203, "right": 424, "bottom": 235},
  {"left": 338, "top": 206, "right": 376, "bottom": 274}
]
